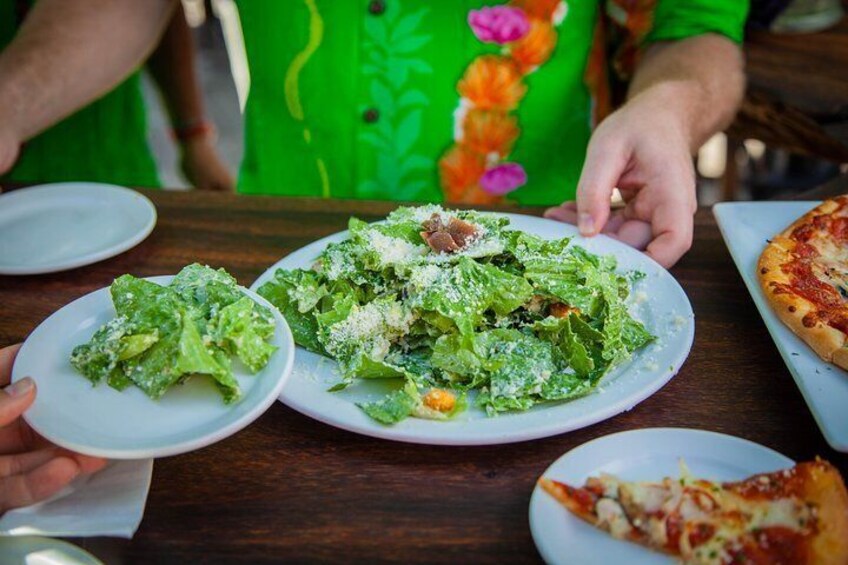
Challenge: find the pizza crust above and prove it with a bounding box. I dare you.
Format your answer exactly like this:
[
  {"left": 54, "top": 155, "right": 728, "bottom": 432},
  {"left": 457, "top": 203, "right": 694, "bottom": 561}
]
[
  {"left": 541, "top": 461, "right": 848, "bottom": 564},
  {"left": 799, "top": 460, "right": 848, "bottom": 564},
  {"left": 757, "top": 199, "right": 848, "bottom": 369}
]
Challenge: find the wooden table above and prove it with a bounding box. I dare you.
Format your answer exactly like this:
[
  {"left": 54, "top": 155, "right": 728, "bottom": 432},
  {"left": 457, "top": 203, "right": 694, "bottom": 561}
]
[{"left": 1, "top": 190, "right": 846, "bottom": 564}]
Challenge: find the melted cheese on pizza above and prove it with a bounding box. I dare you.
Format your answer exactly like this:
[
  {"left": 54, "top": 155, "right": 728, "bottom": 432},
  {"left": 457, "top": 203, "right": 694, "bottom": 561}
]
[{"left": 585, "top": 472, "right": 814, "bottom": 564}]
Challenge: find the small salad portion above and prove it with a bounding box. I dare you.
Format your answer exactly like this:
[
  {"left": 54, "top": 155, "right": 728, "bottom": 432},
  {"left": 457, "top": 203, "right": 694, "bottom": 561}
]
[
  {"left": 258, "top": 205, "right": 653, "bottom": 424},
  {"left": 71, "top": 264, "right": 277, "bottom": 403}
]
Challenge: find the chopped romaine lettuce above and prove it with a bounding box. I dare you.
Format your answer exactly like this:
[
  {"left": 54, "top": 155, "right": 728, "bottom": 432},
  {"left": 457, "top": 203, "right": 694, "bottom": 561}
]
[
  {"left": 71, "top": 264, "right": 277, "bottom": 403},
  {"left": 257, "top": 205, "right": 654, "bottom": 424}
]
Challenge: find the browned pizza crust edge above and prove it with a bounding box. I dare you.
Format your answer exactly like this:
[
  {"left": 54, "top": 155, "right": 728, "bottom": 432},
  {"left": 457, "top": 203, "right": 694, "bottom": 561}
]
[
  {"left": 757, "top": 198, "right": 848, "bottom": 368},
  {"left": 801, "top": 460, "right": 848, "bottom": 565}
]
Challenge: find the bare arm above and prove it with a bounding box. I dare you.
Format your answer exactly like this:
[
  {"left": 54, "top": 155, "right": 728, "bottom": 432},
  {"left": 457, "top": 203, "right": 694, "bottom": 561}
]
[
  {"left": 546, "top": 34, "right": 746, "bottom": 267},
  {"left": 0, "top": 0, "right": 176, "bottom": 146},
  {"left": 146, "top": 4, "right": 235, "bottom": 191},
  {"left": 627, "top": 34, "right": 745, "bottom": 153},
  {"left": 147, "top": 3, "right": 205, "bottom": 131}
]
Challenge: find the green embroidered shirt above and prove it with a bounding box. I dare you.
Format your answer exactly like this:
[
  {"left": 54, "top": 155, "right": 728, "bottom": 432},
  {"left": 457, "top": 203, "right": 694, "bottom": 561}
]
[
  {"left": 235, "top": 0, "right": 748, "bottom": 205},
  {"left": 0, "top": 1, "right": 159, "bottom": 188}
]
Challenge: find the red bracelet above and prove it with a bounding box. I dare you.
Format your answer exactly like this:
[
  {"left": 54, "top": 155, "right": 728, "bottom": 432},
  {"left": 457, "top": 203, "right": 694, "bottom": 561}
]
[{"left": 171, "top": 120, "right": 216, "bottom": 143}]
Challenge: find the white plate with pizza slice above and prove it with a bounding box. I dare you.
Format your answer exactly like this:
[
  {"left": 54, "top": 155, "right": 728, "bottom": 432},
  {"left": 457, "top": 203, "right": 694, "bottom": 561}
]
[
  {"left": 714, "top": 201, "right": 848, "bottom": 452},
  {"left": 529, "top": 428, "right": 801, "bottom": 565}
]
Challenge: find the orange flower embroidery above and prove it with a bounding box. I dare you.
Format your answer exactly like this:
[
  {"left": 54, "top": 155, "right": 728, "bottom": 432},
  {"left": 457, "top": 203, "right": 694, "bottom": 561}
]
[
  {"left": 439, "top": 1, "right": 567, "bottom": 204},
  {"left": 462, "top": 109, "right": 520, "bottom": 158},
  {"left": 510, "top": 19, "right": 558, "bottom": 73},
  {"left": 439, "top": 145, "right": 486, "bottom": 201},
  {"left": 509, "top": 0, "right": 562, "bottom": 20},
  {"left": 458, "top": 55, "right": 527, "bottom": 111}
]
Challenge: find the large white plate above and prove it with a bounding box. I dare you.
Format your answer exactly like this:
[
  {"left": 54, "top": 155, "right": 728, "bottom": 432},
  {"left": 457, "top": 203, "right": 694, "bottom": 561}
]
[
  {"left": 714, "top": 201, "right": 848, "bottom": 452},
  {"left": 252, "top": 213, "right": 695, "bottom": 445},
  {"left": 529, "top": 428, "right": 794, "bottom": 565},
  {"left": 12, "top": 276, "right": 295, "bottom": 459},
  {"left": 0, "top": 183, "right": 156, "bottom": 275}
]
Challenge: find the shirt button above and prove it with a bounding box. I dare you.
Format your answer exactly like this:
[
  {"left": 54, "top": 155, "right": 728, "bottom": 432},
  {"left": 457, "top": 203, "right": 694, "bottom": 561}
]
[
  {"left": 363, "top": 108, "right": 380, "bottom": 123},
  {"left": 368, "top": 0, "right": 386, "bottom": 15}
]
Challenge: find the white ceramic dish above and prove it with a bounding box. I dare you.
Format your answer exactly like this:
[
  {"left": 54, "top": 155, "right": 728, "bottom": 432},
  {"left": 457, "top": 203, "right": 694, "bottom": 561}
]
[
  {"left": 251, "top": 213, "right": 695, "bottom": 446},
  {"left": 0, "top": 536, "right": 102, "bottom": 565},
  {"left": 12, "top": 276, "right": 294, "bottom": 459},
  {"left": 0, "top": 183, "right": 156, "bottom": 275},
  {"left": 529, "top": 427, "right": 794, "bottom": 565},
  {"left": 714, "top": 201, "right": 848, "bottom": 452}
]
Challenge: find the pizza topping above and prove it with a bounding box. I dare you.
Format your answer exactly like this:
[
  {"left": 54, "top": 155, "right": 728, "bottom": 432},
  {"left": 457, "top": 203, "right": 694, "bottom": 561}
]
[
  {"left": 595, "top": 497, "right": 635, "bottom": 539},
  {"left": 541, "top": 461, "right": 833, "bottom": 565},
  {"left": 772, "top": 200, "right": 848, "bottom": 336}
]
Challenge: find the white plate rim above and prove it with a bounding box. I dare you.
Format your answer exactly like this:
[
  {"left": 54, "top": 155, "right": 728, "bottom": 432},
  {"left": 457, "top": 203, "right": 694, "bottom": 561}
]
[
  {"left": 251, "top": 212, "right": 695, "bottom": 446},
  {"left": 12, "top": 275, "right": 295, "bottom": 459},
  {"left": 529, "top": 427, "right": 795, "bottom": 565},
  {"left": 0, "top": 183, "right": 157, "bottom": 275}
]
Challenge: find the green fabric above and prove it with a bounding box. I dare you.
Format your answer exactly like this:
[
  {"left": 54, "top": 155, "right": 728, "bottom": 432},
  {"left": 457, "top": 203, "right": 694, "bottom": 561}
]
[
  {"left": 236, "top": 0, "right": 746, "bottom": 205},
  {"left": 0, "top": 1, "right": 159, "bottom": 188},
  {"left": 647, "top": 0, "right": 749, "bottom": 44}
]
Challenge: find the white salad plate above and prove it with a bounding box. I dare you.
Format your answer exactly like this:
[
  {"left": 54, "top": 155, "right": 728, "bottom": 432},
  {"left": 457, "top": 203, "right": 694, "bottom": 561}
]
[
  {"left": 714, "top": 201, "right": 848, "bottom": 452},
  {"left": 0, "top": 183, "right": 156, "bottom": 275},
  {"left": 529, "top": 427, "right": 795, "bottom": 565},
  {"left": 253, "top": 213, "right": 694, "bottom": 445},
  {"left": 12, "top": 276, "right": 295, "bottom": 459}
]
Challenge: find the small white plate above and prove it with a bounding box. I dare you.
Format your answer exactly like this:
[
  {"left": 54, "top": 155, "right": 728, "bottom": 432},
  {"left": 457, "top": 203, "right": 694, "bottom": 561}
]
[
  {"left": 0, "top": 536, "right": 102, "bottom": 565},
  {"left": 0, "top": 183, "right": 156, "bottom": 275},
  {"left": 252, "top": 213, "right": 695, "bottom": 446},
  {"left": 714, "top": 201, "right": 848, "bottom": 452},
  {"left": 12, "top": 276, "right": 295, "bottom": 459},
  {"left": 529, "top": 428, "right": 794, "bottom": 565}
]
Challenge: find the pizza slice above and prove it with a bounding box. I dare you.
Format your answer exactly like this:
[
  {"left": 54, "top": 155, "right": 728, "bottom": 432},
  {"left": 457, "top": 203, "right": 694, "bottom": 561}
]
[
  {"left": 539, "top": 459, "right": 848, "bottom": 564},
  {"left": 758, "top": 195, "right": 848, "bottom": 368}
]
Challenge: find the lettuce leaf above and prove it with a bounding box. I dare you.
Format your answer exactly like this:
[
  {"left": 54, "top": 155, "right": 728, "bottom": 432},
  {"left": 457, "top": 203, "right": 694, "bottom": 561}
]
[{"left": 72, "top": 264, "right": 277, "bottom": 404}]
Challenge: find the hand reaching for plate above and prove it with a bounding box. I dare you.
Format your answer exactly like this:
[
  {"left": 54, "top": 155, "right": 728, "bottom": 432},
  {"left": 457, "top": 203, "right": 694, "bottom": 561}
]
[
  {"left": 544, "top": 85, "right": 698, "bottom": 269},
  {"left": 0, "top": 344, "right": 107, "bottom": 513}
]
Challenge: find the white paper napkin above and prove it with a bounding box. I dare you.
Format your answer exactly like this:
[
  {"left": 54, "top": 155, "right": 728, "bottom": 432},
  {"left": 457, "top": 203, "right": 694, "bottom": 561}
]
[{"left": 0, "top": 459, "right": 153, "bottom": 538}]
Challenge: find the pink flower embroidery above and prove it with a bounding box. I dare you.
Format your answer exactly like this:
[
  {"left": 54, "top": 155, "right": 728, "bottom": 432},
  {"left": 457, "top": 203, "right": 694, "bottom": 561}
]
[
  {"left": 479, "top": 163, "right": 527, "bottom": 195},
  {"left": 468, "top": 6, "right": 530, "bottom": 45}
]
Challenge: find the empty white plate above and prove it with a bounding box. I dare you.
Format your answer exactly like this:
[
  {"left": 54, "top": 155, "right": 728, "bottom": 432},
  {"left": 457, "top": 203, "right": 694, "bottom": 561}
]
[
  {"left": 0, "top": 183, "right": 157, "bottom": 275},
  {"left": 252, "top": 213, "right": 695, "bottom": 446},
  {"left": 12, "top": 276, "right": 295, "bottom": 459},
  {"left": 529, "top": 428, "right": 794, "bottom": 565}
]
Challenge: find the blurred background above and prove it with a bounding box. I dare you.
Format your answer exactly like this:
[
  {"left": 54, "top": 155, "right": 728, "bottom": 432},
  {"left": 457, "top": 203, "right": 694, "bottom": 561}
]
[{"left": 146, "top": 0, "right": 848, "bottom": 201}]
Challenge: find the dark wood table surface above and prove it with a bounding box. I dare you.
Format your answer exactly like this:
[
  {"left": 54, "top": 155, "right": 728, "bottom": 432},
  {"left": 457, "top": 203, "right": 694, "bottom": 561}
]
[{"left": 2, "top": 190, "right": 847, "bottom": 564}]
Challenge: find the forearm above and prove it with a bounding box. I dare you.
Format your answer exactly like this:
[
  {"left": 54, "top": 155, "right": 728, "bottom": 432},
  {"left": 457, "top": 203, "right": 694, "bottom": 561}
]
[
  {"left": 626, "top": 34, "right": 746, "bottom": 153},
  {"left": 0, "top": 0, "right": 177, "bottom": 141},
  {"left": 147, "top": 3, "right": 206, "bottom": 127}
]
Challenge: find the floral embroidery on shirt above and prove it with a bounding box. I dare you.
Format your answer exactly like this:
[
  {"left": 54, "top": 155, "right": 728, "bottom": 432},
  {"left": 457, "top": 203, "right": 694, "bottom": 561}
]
[
  {"left": 358, "top": 1, "right": 434, "bottom": 199},
  {"left": 438, "top": 0, "right": 567, "bottom": 205}
]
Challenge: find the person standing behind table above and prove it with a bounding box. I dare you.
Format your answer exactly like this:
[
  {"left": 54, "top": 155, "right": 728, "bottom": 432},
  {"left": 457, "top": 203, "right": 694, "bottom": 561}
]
[
  {"left": 232, "top": 0, "right": 748, "bottom": 267},
  {"left": 0, "top": 0, "right": 747, "bottom": 267},
  {"left": 0, "top": 0, "right": 233, "bottom": 191}
]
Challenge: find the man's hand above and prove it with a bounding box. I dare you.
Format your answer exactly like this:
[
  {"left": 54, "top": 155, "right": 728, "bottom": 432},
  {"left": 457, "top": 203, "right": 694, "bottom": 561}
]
[
  {"left": 545, "top": 86, "right": 697, "bottom": 267},
  {"left": 0, "top": 344, "right": 107, "bottom": 513},
  {"left": 546, "top": 34, "right": 745, "bottom": 268}
]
